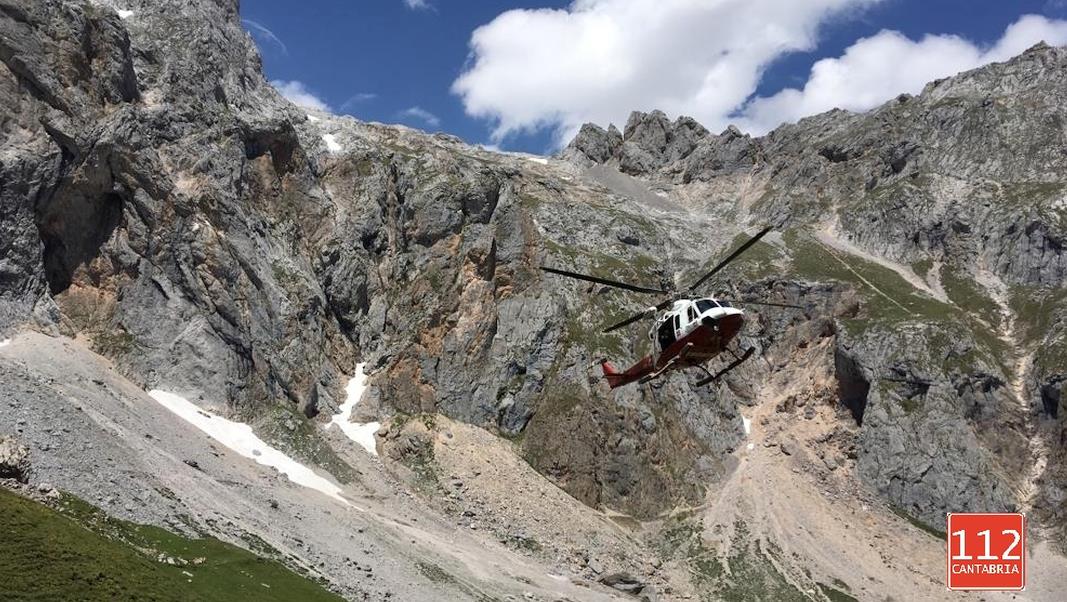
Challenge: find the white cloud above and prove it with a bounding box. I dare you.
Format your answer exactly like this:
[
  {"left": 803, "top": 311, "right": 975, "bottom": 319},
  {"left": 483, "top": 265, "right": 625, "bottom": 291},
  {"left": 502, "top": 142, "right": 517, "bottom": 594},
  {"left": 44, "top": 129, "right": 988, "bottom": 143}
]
[
  {"left": 452, "top": 0, "right": 882, "bottom": 145},
  {"left": 404, "top": 0, "right": 432, "bottom": 10},
  {"left": 741, "top": 14, "right": 1067, "bottom": 133},
  {"left": 340, "top": 93, "right": 377, "bottom": 112},
  {"left": 398, "top": 106, "right": 442, "bottom": 127},
  {"left": 242, "top": 19, "right": 288, "bottom": 55},
  {"left": 454, "top": 2, "right": 1067, "bottom": 145},
  {"left": 272, "top": 80, "right": 331, "bottom": 112}
]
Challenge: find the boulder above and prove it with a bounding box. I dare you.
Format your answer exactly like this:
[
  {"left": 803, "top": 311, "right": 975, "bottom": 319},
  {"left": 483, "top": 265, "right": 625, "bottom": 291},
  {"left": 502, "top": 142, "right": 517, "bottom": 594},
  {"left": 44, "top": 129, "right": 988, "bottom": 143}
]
[
  {"left": 0, "top": 436, "right": 30, "bottom": 483},
  {"left": 599, "top": 571, "right": 645, "bottom": 594}
]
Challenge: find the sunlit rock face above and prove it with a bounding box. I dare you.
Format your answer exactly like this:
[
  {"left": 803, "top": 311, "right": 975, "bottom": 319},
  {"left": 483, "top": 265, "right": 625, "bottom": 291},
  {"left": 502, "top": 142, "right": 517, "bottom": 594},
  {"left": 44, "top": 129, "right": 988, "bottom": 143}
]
[{"left": 3, "top": 0, "right": 1065, "bottom": 529}]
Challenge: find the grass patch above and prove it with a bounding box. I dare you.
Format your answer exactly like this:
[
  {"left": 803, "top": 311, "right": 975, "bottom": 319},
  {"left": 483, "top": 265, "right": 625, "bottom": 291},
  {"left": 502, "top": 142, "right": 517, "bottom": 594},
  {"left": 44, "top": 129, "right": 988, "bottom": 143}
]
[
  {"left": 92, "top": 329, "right": 140, "bottom": 357},
  {"left": 879, "top": 380, "right": 925, "bottom": 415},
  {"left": 785, "top": 231, "right": 954, "bottom": 330},
  {"left": 511, "top": 535, "right": 542, "bottom": 553},
  {"left": 998, "top": 181, "right": 1065, "bottom": 207},
  {"left": 684, "top": 233, "right": 783, "bottom": 283},
  {"left": 0, "top": 488, "right": 341, "bottom": 602},
  {"left": 817, "top": 582, "right": 859, "bottom": 602},
  {"left": 656, "top": 516, "right": 807, "bottom": 602},
  {"left": 911, "top": 257, "right": 934, "bottom": 280},
  {"left": 889, "top": 505, "right": 946, "bottom": 540},
  {"left": 391, "top": 413, "right": 441, "bottom": 494},
  {"left": 258, "top": 405, "right": 358, "bottom": 485},
  {"left": 1009, "top": 286, "right": 1067, "bottom": 343},
  {"left": 415, "top": 561, "right": 456, "bottom": 584},
  {"left": 941, "top": 265, "right": 1001, "bottom": 328},
  {"left": 543, "top": 237, "right": 661, "bottom": 284},
  {"left": 1009, "top": 286, "right": 1067, "bottom": 373},
  {"left": 784, "top": 230, "right": 1010, "bottom": 373},
  {"left": 562, "top": 299, "right": 633, "bottom": 359},
  {"left": 270, "top": 260, "right": 306, "bottom": 293},
  {"left": 712, "top": 523, "right": 808, "bottom": 602}
]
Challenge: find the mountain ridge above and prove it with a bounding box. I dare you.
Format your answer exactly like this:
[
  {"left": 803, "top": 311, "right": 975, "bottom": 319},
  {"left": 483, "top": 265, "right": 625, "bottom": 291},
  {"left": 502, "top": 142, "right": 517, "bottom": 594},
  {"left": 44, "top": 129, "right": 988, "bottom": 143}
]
[{"left": 2, "top": 1, "right": 1066, "bottom": 599}]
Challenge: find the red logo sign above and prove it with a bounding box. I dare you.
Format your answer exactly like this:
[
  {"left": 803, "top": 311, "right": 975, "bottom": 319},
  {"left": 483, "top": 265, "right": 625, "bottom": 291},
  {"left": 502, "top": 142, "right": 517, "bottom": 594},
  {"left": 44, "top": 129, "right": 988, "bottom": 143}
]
[{"left": 946, "top": 513, "right": 1026, "bottom": 591}]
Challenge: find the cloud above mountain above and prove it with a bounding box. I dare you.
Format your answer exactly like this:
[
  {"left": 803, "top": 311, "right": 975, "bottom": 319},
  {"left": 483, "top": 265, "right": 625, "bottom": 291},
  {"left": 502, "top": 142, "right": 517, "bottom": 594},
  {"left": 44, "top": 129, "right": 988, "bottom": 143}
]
[
  {"left": 272, "top": 80, "right": 330, "bottom": 111},
  {"left": 740, "top": 14, "right": 1067, "bottom": 132},
  {"left": 452, "top": 0, "right": 1067, "bottom": 145},
  {"left": 399, "top": 106, "right": 442, "bottom": 127}
]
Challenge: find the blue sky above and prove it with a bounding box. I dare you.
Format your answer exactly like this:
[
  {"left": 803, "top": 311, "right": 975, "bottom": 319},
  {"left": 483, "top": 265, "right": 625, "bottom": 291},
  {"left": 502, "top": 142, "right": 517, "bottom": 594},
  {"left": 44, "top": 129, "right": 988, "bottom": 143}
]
[{"left": 241, "top": 1, "right": 1067, "bottom": 154}]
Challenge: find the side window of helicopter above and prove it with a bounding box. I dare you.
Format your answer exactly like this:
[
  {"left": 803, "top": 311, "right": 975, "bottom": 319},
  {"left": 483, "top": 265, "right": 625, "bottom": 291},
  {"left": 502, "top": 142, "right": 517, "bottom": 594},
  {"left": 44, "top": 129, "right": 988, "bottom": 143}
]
[
  {"left": 657, "top": 320, "right": 675, "bottom": 350},
  {"left": 688, "top": 306, "right": 697, "bottom": 322},
  {"left": 696, "top": 299, "right": 715, "bottom": 313}
]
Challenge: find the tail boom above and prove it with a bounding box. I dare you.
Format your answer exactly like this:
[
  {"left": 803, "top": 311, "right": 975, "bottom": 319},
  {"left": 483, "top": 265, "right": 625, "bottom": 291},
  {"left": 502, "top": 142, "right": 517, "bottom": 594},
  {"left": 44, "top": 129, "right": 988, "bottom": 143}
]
[{"left": 601, "top": 356, "right": 655, "bottom": 389}]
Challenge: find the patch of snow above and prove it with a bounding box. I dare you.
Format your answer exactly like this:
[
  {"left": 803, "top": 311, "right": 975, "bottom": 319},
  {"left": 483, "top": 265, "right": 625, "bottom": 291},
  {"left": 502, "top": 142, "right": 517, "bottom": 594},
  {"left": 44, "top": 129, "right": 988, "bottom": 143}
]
[
  {"left": 742, "top": 415, "right": 751, "bottom": 436},
  {"left": 147, "top": 389, "right": 349, "bottom": 505},
  {"left": 746, "top": 442, "right": 755, "bottom": 451},
  {"left": 0, "top": 338, "right": 10, "bottom": 348},
  {"left": 523, "top": 155, "right": 548, "bottom": 165},
  {"left": 306, "top": 114, "right": 320, "bottom": 123},
  {"left": 117, "top": 9, "right": 134, "bottom": 19},
  {"left": 322, "top": 134, "right": 342, "bottom": 153},
  {"left": 328, "top": 364, "right": 380, "bottom": 456}
]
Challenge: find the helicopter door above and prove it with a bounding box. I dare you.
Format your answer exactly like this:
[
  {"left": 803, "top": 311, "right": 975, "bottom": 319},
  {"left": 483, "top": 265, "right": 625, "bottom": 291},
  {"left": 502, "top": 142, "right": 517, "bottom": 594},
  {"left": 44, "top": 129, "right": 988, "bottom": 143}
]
[{"left": 657, "top": 319, "right": 676, "bottom": 351}]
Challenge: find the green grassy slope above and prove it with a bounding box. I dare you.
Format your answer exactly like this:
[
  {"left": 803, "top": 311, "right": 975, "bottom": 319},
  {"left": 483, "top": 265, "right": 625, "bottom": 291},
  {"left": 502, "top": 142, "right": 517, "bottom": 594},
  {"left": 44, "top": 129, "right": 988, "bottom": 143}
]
[{"left": 0, "top": 488, "right": 343, "bottom": 602}]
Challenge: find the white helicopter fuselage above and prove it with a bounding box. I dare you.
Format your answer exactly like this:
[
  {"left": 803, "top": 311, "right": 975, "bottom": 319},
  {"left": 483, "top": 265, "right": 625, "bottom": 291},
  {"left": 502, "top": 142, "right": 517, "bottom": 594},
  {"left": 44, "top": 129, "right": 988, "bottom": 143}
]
[{"left": 648, "top": 297, "right": 744, "bottom": 355}]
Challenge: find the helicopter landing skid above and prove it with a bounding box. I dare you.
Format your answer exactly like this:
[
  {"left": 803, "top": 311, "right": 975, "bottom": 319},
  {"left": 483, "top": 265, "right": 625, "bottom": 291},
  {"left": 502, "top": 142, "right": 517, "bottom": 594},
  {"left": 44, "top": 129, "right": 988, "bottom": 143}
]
[{"left": 696, "top": 346, "right": 755, "bottom": 386}]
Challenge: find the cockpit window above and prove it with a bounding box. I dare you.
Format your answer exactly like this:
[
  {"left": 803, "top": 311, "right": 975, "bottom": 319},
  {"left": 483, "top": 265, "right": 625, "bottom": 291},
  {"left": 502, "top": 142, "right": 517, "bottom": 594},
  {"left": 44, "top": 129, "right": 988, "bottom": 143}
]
[
  {"left": 719, "top": 300, "right": 731, "bottom": 308},
  {"left": 696, "top": 299, "right": 716, "bottom": 313}
]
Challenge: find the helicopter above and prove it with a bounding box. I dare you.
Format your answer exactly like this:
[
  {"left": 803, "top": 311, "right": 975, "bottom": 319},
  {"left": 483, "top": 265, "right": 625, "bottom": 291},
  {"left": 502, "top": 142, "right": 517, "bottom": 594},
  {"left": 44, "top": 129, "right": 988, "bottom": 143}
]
[{"left": 541, "top": 226, "right": 802, "bottom": 388}]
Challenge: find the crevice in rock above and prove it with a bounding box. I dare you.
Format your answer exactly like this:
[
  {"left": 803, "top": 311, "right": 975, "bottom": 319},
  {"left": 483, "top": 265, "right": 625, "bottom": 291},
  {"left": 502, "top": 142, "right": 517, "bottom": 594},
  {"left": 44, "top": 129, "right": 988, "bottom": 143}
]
[
  {"left": 36, "top": 190, "right": 124, "bottom": 294},
  {"left": 1040, "top": 381, "right": 1061, "bottom": 420},
  {"left": 242, "top": 124, "right": 298, "bottom": 176},
  {"left": 834, "top": 347, "right": 870, "bottom": 426},
  {"left": 818, "top": 145, "right": 850, "bottom": 163}
]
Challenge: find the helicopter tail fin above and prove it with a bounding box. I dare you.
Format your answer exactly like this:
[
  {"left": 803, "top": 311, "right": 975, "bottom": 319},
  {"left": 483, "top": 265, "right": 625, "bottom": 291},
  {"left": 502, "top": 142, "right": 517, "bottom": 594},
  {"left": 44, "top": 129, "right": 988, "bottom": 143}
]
[{"left": 600, "top": 360, "right": 625, "bottom": 388}]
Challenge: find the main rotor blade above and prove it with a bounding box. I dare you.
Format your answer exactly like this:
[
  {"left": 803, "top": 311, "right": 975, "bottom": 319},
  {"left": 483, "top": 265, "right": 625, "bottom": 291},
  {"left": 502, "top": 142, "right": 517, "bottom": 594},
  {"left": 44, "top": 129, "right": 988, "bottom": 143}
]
[
  {"left": 740, "top": 300, "right": 805, "bottom": 310},
  {"left": 686, "top": 226, "right": 773, "bottom": 294},
  {"left": 602, "top": 299, "right": 674, "bottom": 333},
  {"left": 602, "top": 311, "right": 650, "bottom": 333},
  {"left": 540, "top": 266, "right": 667, "bottom": 295}
]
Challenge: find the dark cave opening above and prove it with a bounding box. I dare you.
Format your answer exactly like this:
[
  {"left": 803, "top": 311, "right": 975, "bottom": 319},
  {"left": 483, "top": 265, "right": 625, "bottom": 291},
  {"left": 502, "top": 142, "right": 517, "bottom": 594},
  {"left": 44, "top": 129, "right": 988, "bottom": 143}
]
[
  {"left": 1041, "top": 383, "right": 1061, "bottom": 420},
  {"left": 834, "top": 348, "right": 871, "bottom": 426},
  {"left": 37, "top": 191, "right": 124, "bottom": 294}
]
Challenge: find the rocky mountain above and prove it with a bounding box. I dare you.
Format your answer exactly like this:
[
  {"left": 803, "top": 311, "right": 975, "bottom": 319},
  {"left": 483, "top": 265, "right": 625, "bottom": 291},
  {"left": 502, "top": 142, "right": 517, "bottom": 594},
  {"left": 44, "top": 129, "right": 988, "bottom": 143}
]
[
  {"left": 1, "top": 0, "right": 1066, "bottom": 600},
  {"left": 564, "top": 46, "right": 1067, "bottom": 531}
]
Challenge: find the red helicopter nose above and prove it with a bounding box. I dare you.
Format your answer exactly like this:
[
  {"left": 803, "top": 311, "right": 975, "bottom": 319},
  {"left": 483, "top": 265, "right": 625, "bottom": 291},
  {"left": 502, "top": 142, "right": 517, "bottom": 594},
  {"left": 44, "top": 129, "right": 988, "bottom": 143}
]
[{"left": 703, "top": 312, "right": 744, "bottom": 342}]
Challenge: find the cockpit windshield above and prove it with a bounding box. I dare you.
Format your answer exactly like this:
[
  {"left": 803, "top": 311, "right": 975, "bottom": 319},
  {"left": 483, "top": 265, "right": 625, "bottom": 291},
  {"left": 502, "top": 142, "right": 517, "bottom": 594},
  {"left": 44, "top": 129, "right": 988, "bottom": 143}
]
[{"left": 696, "top": 299, "right": 716, "bottom": 313}]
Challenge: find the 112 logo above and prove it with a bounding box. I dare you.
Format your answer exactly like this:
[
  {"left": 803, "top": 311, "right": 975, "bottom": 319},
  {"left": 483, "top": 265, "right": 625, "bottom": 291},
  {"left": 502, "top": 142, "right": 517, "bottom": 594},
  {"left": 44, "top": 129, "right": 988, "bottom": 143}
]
[{"left": 946, "top": 513, "right": 1026, "bottom": 591}]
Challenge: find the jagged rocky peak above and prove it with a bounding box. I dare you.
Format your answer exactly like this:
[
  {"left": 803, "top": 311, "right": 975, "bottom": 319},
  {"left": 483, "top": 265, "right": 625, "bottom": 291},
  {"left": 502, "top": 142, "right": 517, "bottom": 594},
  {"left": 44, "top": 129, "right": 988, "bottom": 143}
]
[
  {"left": 562, "top": 109, "right": 705, "bottom": 166},
  {"left": 562, "top": 109, "right": 757, "bottom": 180}
]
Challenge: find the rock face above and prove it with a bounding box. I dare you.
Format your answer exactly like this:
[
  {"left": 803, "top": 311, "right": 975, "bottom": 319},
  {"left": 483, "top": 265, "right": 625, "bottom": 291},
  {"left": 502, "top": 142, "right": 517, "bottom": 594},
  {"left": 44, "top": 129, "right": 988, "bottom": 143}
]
[
  {"left": 1, "top": 0, "right": 1065, "bottom": 536},
  {"left": 0, "top": 0, "right": 353, "bottom": 418},
  {"left": 0, "top": 436, "right": 30, "bottom": 482},
  {"left": 561, "top": 44, "right": 1067, "bottom": 530}
]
